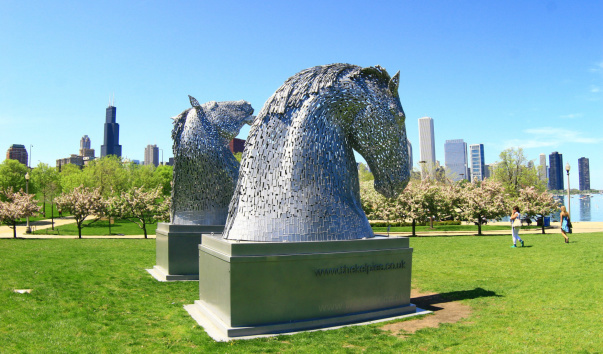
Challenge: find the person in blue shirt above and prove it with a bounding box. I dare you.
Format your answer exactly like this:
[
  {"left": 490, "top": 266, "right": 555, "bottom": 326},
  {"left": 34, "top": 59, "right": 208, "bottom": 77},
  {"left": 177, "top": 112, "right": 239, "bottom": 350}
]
[{"left": 560, "top": 206, "right": 570, "bottom": 244}]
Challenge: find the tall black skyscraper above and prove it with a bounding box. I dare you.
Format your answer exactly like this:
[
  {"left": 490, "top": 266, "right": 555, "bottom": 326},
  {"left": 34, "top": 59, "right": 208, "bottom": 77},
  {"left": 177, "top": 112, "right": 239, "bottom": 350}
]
[
  {"left": 101, "top": 105, "right": 122, "bottom": 158},
  {"left": 578, "top": 157, "right": 590, "bottom": 191},
  {"left": 548, "top": 151, "right": 563, "bottom": 190}
]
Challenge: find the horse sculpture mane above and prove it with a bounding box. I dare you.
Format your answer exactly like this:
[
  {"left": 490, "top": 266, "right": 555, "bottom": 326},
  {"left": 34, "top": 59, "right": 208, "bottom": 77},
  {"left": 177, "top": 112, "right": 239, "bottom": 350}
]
[
  {"left": 170, "top": 96, "right": 253, "bottom": 225},
  {"left": 223, "top": 63, "right": 409, "bottom": 242}
]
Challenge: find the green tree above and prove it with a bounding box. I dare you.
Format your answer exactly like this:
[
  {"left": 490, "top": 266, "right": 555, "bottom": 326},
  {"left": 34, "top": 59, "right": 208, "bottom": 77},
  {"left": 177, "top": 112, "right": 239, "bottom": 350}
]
[
  {"left": 0, "top": 159, "right": 30, "bottom": 194},
  {"left": 491, "top": 148, "right": 545, "bottom": 197},
  {"left": 154, "top": 165, "right": 173, "bottom": 196},
  {"left": 358, "top": 163, "right": 374, "bottom": 182},
  {"left": 83, "top": 156, "right": 128, "bottom": 197},
  {"left": 30, "top": 163, "right": 60, "bottom": 217},
  {"left": 234, "top": 152, "right": 243, "bottom": 163},
  {"left": 127, "top": 163, "right": 157, "bottom": 189},
  {"left": 59, "top": 163, "right": 85, "bottom": 193}
]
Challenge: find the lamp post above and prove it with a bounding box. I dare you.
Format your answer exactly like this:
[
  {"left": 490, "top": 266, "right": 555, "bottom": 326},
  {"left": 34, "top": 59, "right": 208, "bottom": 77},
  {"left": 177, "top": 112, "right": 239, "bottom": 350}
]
[
  {"left": 25, "top": 172, "right": 31, "bottom": 234},
  {"left": 565, "top": 163, "right": 571, "bottom": 217}
]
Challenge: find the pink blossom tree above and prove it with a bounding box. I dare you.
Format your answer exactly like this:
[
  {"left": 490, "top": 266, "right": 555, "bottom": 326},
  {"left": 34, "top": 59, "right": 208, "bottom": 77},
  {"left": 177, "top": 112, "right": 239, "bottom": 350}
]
[
  {"left": 457, "top": 179, "right": 508, "bottom": 235},
  {"left": 0, "top": 188, "right": 42, "bottom": 238},
  {"left": 55, "top": 185, "right": 105, "bottom": 239},
  {"left": 361, "top": 179, "right": 455, "bottom": 236},
  {"left": 108, "top": 186, "right": 170, "bottom": 239},
  {"left": 516, "top": 186, "right": 560, "bottom": 234}
]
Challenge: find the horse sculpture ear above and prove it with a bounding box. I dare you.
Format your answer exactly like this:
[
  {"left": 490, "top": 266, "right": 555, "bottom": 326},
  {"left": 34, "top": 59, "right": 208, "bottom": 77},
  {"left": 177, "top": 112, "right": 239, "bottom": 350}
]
[
  {"left": 389, "top": 71, "right": 400, "bottom": 94},
  {"left": 189, "top": 95, "right": 200, "bottom": 108}
]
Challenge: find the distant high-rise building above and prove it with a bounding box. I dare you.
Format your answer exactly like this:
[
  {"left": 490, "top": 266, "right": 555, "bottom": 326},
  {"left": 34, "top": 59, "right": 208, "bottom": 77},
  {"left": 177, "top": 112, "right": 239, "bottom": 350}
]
[
  {"left": 79, "top": 135, "right": 95, "bottom": 158},
  {"left": 469, "top": 144, "right": 485, "bottom": 181},
  {"left": 539, "top": 154, "right": 547, "bottom": 182},
  {"left": 484, "top": 164, "right": 495, "bottom": 179},
  {"left": 418, "top": 117, "right": 436, "bottom": 175},
  {"left": 578, "top": 157, "right": 590, "bottom": 191},
  {"left": 144, "top": 144, "right": 159, "bottom": 167},
  {"left": 229, "top": 138, "right": 246, "bottom": 154},
  {"left": 548, "top": 152, "right": 563, "bottom": 190},
  {"left": 407, "top": 139, "right": 413, "bottom": 172},
  {"left": 101, "top": 105, "right": 122, "bottom": 158},
  {"left": 56, "top": 154, "right": 84, "bottom": 171},
  {"left": 6, "top": 144, "right": 29, "bottom": 166},
  {"left": 444, "top": 139, "right": 468, "bottom": 181}
]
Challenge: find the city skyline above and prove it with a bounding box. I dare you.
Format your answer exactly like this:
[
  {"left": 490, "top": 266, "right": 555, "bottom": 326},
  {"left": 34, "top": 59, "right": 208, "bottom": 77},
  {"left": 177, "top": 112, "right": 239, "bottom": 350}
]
[{"left": 1, "top": 1, "right": 601, "bottom": 188}]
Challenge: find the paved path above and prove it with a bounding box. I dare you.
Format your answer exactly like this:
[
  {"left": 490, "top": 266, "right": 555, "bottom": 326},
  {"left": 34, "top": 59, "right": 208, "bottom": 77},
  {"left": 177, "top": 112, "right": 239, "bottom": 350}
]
[
  {"left": 2, "top": 218, "right": 602, "bottom": 239},
  {"left": 385, "top": 221, "right": 603, "bottom": 237}
]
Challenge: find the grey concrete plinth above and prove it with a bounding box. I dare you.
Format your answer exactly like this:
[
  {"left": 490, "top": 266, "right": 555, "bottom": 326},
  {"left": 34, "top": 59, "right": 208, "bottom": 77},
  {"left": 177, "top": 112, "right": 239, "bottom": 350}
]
[
  {"left": 186, "top": 235, "right": 416, "bottom": 340},
  {"left": 148, "top": 223, "right": 224, "bottom": 281}
]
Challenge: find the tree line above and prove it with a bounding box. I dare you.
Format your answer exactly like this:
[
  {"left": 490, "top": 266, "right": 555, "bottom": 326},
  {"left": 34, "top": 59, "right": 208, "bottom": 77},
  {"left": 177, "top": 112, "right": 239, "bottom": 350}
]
[
  {"left": 0, "top": 156, "right": 172, "bottom": 238},
  {"left": 360, "top": 147, "right": 560, "bottom": 235},
  {"left": 1, "top": 147, "right": 564, "bottom": 238}
]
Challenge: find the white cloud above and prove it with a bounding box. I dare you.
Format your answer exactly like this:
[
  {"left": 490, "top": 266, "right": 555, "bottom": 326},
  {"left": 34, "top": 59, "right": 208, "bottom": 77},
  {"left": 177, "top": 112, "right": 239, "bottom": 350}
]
[
  {"left": 591, "top": 85, "right": 601, "bottom": 93},
  {"left": 559, "top": 113, "right": 582, "bottom": 119},
  {"left": 589, "top": 60, "right": 603, "bottom": 73},
  {"left": 503, "top": 127, "right": 602, "bottom": 150}
]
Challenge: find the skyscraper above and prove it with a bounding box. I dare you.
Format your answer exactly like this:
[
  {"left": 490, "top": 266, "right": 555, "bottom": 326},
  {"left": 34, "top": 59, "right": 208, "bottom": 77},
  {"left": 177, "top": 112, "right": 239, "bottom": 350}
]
[
  {"left": 578, "top": 157, "right": 590, "bottom": 191},
  {"left": 101, "top": 104, "right": 122, "bottom": 158},
  {"left": 79, "top": 135, "right": 95, "bottom": 158},
  {"left": 469, "top": 144, "right": 485, "bottom": 181},
  {"left": 444, "top": 139, "right": 468, "bottom": 181},
  {"left": 6, "top": 144, "right": 28, "bottom": 166},
  {"left": 144, "top": 144, "right": 159, "bottom": 167},
  {"left": 539, "top": 153, "right": 547, "bottom": 182},
  {"left": 548, "top": 152, "right": 563, "bottom": 190},
  {"left": 418, "top": 117, "right": 436, "bottom": 174}
]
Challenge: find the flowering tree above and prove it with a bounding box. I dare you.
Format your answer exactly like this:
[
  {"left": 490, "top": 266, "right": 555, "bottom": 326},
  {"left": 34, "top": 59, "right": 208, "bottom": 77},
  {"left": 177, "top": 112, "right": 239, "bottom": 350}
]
[
  {"left": 457, "top": 179, "right": 508, "bottom": 235},
  {"left": 516, "top": 186, "right": 560, "bottom": 234},
  {"left": 108, "top": 186, "right": 170, "bottom": 239},
  {"left": 55, "top": 185, "right": 105, "bottom": 239},
  {"left": 0, "top": 188, "right": 41, "bottom": 238},
  {"left": 361, "top": 179, "right": 454, "bottom": 236}
]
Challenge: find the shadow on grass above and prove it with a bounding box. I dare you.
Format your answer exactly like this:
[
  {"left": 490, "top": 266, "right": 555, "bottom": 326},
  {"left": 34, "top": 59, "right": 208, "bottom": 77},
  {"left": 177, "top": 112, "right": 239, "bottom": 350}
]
[{"left": 412, "top": 287, "right": 501, "bottom": 312}]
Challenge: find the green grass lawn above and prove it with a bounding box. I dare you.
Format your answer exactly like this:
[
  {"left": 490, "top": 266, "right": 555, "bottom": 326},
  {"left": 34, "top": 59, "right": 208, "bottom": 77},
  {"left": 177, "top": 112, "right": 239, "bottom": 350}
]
[
  {"left": 32, "top": 218, "right": 159, "bottom": 236},
  {"left": 1, "top": 233, "right": 601, "bottom": 352}
]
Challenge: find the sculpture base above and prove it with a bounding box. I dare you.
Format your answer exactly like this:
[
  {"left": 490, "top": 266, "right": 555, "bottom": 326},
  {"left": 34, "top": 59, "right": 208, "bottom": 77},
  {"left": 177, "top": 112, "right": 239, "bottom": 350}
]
[
  {"left": 148, "top": 223, "right": 224, "bottom": 281},
  {"left": 186, "top": 235, "right": 416, "bottom": 340}
]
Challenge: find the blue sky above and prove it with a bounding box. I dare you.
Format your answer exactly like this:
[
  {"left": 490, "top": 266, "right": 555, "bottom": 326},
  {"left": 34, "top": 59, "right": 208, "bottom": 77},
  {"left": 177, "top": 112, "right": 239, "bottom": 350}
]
[{"left": 1, "top": 0, "right": 601, "bottom": 189}]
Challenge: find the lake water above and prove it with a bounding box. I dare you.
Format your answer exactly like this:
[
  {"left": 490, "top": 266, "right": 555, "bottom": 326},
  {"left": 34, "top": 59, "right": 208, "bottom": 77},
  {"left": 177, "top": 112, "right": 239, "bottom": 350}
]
[{"left": 553, "top": 194, "right": 603, "bottom": 222}]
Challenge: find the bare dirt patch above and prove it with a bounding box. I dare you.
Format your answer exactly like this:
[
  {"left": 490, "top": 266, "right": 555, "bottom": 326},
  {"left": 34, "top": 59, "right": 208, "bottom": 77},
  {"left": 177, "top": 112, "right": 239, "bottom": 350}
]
[{"left": 380, "top": 289, "right": 472, "bottom": 337}]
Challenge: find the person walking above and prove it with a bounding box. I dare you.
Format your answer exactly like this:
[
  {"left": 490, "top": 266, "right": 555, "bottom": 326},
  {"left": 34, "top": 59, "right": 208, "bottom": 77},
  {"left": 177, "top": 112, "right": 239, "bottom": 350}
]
[
  {"left": 510, "top": 206, "right": 524, "bottom": 248},
  {"left": 560, "top": 205, "right": 571, "bottom": 243}
]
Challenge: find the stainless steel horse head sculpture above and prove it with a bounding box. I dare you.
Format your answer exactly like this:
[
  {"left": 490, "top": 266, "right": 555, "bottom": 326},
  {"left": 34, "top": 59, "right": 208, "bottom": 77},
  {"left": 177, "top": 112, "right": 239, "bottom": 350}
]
[
  {"left": 223, "top": 64, "right": 409, "bottom": 241},
  {"left": 170, "top": 96, "right": 254, "bottom": 225}
]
